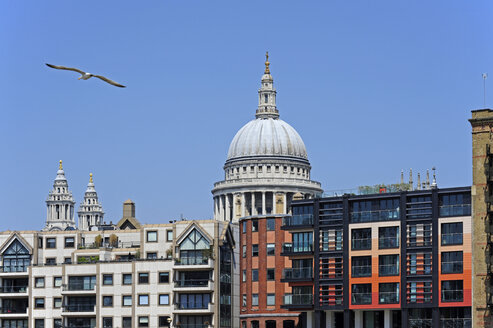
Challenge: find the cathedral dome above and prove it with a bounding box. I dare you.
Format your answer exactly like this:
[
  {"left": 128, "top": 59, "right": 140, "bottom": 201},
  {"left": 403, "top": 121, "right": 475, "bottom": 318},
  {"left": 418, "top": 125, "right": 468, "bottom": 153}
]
[{"left": 226, "top": 117, "right": 308, "bottom": 162}]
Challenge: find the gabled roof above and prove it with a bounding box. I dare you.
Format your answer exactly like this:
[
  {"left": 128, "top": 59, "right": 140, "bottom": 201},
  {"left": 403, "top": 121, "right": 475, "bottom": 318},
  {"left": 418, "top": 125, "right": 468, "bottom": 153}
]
[
  {"left": 175, "top": 221, "right": 213, "bottom": 246},
  {"left": 0, "top": 232, "right": 33, "bottom": 255},
  {"left": 116, "top": 217, "right": 141, "bottom": 230}
]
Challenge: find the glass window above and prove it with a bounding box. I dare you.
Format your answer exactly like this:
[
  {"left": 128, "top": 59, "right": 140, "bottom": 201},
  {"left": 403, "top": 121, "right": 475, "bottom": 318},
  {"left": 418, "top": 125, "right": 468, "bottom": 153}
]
[
  {"left": 123, "top": 295, "right": 132, "bottom": 306},
  {"left": 139, "top": 294, "right": 149, "bottom": 306},
  {"left": 242, "top": 270, "right": 246, "bottom": 282},
  {"left": 351, "top": 198, "right": 399, "bottom": 222},
  {"left": 242, "top": 294, "right": 247, "bottom": 306},
  {"left": 351, "top": 256, "right": 372, "bottom": 277},
  {"left": 123, "top": 273, "right": 132, "bottom": 285},
  {"left": 46, "top": 238, "right": 56, "bottom": 249},
  {"left": 139, "top": 317, "right": 149, "bottom": 327},
  {"left": 267, "top": 218, "right": 276, "bottom": 231},
  {"left": 103, "top": 296, "right": 113, "bottom": 307},
  {"left": 442, "top": 251, "right": 463, "bottom": 274},
  {"left": 252, "top": 294, "right": 259, "bottom": 306},
  {"left": 146, "top": 231, "right": 157, "bottom": 242},
  {"left": 242, "top": 321, "right": 247, "bottom": 328},
  {"left": 159, "top": 294, "right": 169, "bottom": 305},
  {"left": 147, "top": 252, "right": 157, "bottom": 259},
  {"left": 267, "top": 268, "right": 275, "bottom": 281},
  {"left": 54, "top": 297, "right": 62, "bottom": 308},
  {"left": 103, "top": 318, "right": 113, "bottom": 328},
  {"left": 242, "top": 221, "right": 247, "bottom": 233},
  {"left": 35, "top": 319, "right": 44, "bottom": 328},
  {"left": 351, "top": 228, "right": 371, "bottom": 250},
  {"left": 267, "top": 243, "right": 275, "bottom": 256},
  {"left": 138, "top": 273, "right": 149, "bottom": 284},
  {"left": 35, "top": 277, "right": 45, "bottom": 288},
  {"left": 38, "top": 237, "right": 43, "bottom": 248},
  {"left": 379, "top": 254, "right": 399, "bottom": 276},
  {"left": 252, "top": 220, "right": 258, "bottom": 232},
  {"left": 351, "top": 284, "right": 372, "bottom": 305},
  {"left": 252, "top": 244, "right": 259, "bottom": 257},
  {"left": 64, "top": 257, "right": 72, "bottom": 264},
  {"left": 54, "top": 276, "right": 62, "bottom": 287},
  {"left": 291, "top": 232, "right": 313, "bottom": 252},
  {"left": 252, "top": 269, "right": 258, "bottom": 282},
  {"left": 379, "top": 283, "right": 399, "bottom": 304},
  {"left": 45, "top": 257, "right": 56, "bottom": 265},
  {"left": 378, "top": 226, "right": 399, "bottom": 249},
  {"left": 442, "top": 280, "right": 463, "bottom": 302},
  {"left": 439, "top": 193, "right": 471, "bottom": 217},
  {"left": 252, "top": 321, "right": 259, "bottom": 328},
  {"left": 159, "top": 272, "right": 169, "bottom": 283},
  {"left": 441, "top": 222, "right": 463, "bottom": 245},
  {"left": 123, "top": 317, "right": 132, "bottom": 328},
  {"left": 103, "top": 274, "right": 113, "bottom": 285},
  {"left": 54, "top": 319, "right": 62, "bottom": 328},
  {"left": 159, "top": 316, "right": 171, "bottom": 327},
  {"left": 267, "top": 294, "right": 275, "bottom": 306},
  {"left": 35, "top": 298, "right": 45, "bottom": 308},
  {"left": 64, "top": 237, "right": 75, "bottom": 248},
  {"left": 178, "top": 229, "right": 211, "bottom": 265},
  {"left": 167, "top": 230, "right": 173, "bottom": 241},
  {"left": 242, "top": 245, "right": 246, "bottom": 258}
]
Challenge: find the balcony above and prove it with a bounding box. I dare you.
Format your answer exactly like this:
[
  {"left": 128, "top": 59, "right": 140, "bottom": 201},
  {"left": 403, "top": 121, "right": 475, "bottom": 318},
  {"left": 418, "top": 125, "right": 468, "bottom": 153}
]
[
  {"left": 62, "top": 304, "right": 96, "bottom": 316},
  {"left": 281, "top": 267, "right": 313, "bottom": 282},
  {"left": 379, "top": 292, "right": 399, "bottom": 304},
  {"left": 281, "top": 243, "right": 313, "bottom": 256},
  {"left": 0, "top": 266, "right": 29, "bottom": 275},
  {"left": 351, "top": 239, "right": 371, "bottom": 250},
  {"left": 282, "top": 294, "right": 313, "bottom": 308},
  {"left": 379, "top": 265, "right": 399, "bottom": 276},
  {"left": 351, "top": 292, "right": 372, "bottom": 305},
  {"left": 61, "top": 284, "right": 96, "bottom": 295},
  {"left": 0, "top": 307, "right": 28, "bottom": 315},
  {"left": 174, "top": 302, "right": 214, "bottom": 313},
  {"left": 441, "top": 261, "right": 463, "bottom": 274},
  {"left": 351, "top": 209, "right": 399, "bottom": 223},
  {"left": 0, "top": 285, "right": 28, "bottom": 296},
  {"left": 379, "top": 237, "right": 399, "bottom": 249},
  {"left": 173, "top": 279, "right": 214, "bottom": 292},
  {"left": 174, "top": 258, "right": 214, "bottom": 270},
  {"left": 439, "top": 318, "right": 471, "bottom": 327},
  {"left": 439, "top": 204, "right": 471, "bottom": 217},
  {"left": 441, "top": 233, "right": 463, "bottom": 246},
  {"left": 282, "top": 215, "right": 314, "bottom": 229},
  {"left": 352, "top": 266, "right": 372, "bottom": 277}
]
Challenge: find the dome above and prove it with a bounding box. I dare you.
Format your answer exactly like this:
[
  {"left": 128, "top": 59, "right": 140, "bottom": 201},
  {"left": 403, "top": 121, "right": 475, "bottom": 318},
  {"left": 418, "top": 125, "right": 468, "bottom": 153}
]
[{"left": 227, "top": 117, "right": 308, "bottom": 162}]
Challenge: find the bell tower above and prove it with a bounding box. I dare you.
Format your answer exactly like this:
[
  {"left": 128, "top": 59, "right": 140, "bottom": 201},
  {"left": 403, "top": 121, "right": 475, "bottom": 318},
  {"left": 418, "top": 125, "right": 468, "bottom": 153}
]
[{"left": 78, "top": 173, "right": 105, "bottom": 231}]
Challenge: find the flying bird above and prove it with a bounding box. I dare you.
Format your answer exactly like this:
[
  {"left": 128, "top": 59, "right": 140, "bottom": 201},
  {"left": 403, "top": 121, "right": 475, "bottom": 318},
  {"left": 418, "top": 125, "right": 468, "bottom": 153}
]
[{"left": 45, "top": 63, "right": 126, "bottom": 88}]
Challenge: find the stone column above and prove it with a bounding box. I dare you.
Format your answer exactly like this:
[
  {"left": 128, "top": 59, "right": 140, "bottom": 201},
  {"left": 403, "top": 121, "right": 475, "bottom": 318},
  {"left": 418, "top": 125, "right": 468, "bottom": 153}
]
[
  {"left": 262, "top": 192, "right": 266, "bottom": 215},
  {"left": 232, "top": 194, "right": 237, "bottom": 220},
  {"left": 272, "top": 192, "right": 276, "bottom": 215},
  {"left": 251, "top": 192, "right": 256, "bottom": 216},
  {"left": 219, "top": 196, "right": 224, "bottom": 221},
  {"left": 241, "top": 193, "right": 246, "bottom": 217},
  {"left": 225, "top": 194, "right": 231, "bottom": 221},
  {"left": 214, "top": 197, "right": 218, "bottom": 220},
  {"left": 283, "top": 193, "right": 287, "bottom": 214},
  {"left": 384, "top": 310, "right": 391, "bottom": 328}
]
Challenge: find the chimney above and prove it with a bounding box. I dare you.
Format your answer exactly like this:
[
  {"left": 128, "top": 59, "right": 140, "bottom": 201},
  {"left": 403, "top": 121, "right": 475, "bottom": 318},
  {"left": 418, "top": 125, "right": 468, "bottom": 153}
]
[{"left": 123, "top": 199, "right": 136, "bottom": 218}]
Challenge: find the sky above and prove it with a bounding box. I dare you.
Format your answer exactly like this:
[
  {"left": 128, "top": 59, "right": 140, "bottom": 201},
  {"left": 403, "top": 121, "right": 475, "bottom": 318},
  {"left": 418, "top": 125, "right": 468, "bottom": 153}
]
[{"left": 1, "top": 1, "right": 492, "bottom": 231}]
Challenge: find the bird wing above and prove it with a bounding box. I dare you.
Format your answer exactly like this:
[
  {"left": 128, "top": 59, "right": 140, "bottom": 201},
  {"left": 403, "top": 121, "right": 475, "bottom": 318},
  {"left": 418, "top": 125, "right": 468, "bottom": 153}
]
[
  {"left": 93, "top": 75, "right": 126, "bottom": 88},
  {"left": 45, "top": 63, "right": 85, "bottom": 75}
]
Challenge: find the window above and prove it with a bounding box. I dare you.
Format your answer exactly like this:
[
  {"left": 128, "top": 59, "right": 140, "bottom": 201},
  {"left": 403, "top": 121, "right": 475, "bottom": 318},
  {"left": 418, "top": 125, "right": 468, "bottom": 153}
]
[
  {"left": 45, "top": 257, "right": 56, "bottom": 265},
  {"left": 242, "top": 221, "right": 246, "bottom": 233},
  {"left": 379, "top": 254, "right": 399, "bottom": 276},
  {"left": 159, "top": 316, "right": 171, "bottom": 327},
  {"left": 139, "top": 294, "right": 149, "bottom": 306},
  {"left": 379, "top": 226, "right": 399, "bottom": 249},
  {"left": 54, "top": 297, "right": 62, "bottom": 308},
  {"left": 252, "top": 244, "right": 259, "bottom": 257},
  {"left": 46, "top": 238, "right": 56, "bottom": 249},
  {"left": 103, "top": 295, "right": 113, "bottom": 307},
  {"left": 159, "top": 272, "right": 169, "bottom": 283},
  {"left": 35, "top": 319, "right": 44, "bottom": 328},
  {"left": 103, "top": 274, "right": 113, "bottom": 285},
  {"left": 64, "top": 257, "right": 72, "bottom": 264},
  {"left": 252, "top": 220, "right": 258, "bottom": 232},
  {"left": 351, "top": 228, "right": 371, "bottom": 250},
  {"left": 54, "top": 319, "right": 62, "bottom": 328},
  {"left": 54, "top": 276, "right": 62, "bottom": 287},
  {"left": 64, "top": 237, "right": 75, "bottom": 248},
  {"left": 35, "top": 298, "right": 45, "bottom": 308},
  {"left": 242, "top": 294, "right": 247, "bottom": 306},
  {"left": 242, "top": 270, "right": 246, "bottom": 282},
  {"left": 351, "top": 256, "right": 372, "bottom": 277},
  {"left": 351, "top": 198, "right": 400, "bottom": 222},
  {"left": 38, "top": 237, "right": 43, "bottom": 248},
  {"left": 167, "top": 230, "right": 173, "bottom": 241},
  {"left": 439, "top": 193, "right": 471, "bottom": 217},
  {"left": 123, "top": 273, "right": 132, "bottom": 285},
  {"left": 146, "top": 231, "right": 157, "bottom": 242},
  {"left": 178, "top": 229, "right": 211, "bottom": 265},
  {"left": 35, "top": 277, "right": 45, "bottom": 288},
  {"left": 267, "top": 218, "right": 276, "bottom": 231},
  {"left": 291, "top": 232, "right": 313, "bottom": 252},
  {"left": 139, "top": 316, "right": 149, "bottom": 327},
  {"left": 252, "top": 269, "right": 259, "bottom": 281},
  {"left": 122, "top": 295, "right": 132, "bottom": 306},
  {"left": 267, "top": 268, "right": 275, "bottom": 281},
  {"left": 441, "top": 222, "right": 463, "bottom": 245},
  {"left": 442, "top": 251, "right": 463, "bottom": 274},
  {"left": 147, "top": 252, "right": 157, "bottom": 259},
  {"left": 138, "top": 272, "right": 149, "bottom": 284},
  {"left": 351, "top": 284, "right": 371, "bottom": 305},
  {"left": 123, "top": 317, "right": 132, "bottom": 328},
  {"left": 252, "top": 294, "right": 259, "bottom": 306},
  {"left": 442, "top": 280, "right": 463, "bottom": 302},
  {"left": 321, "top": 229, "right": 343, "bottom": 251},
  {"left": 242, "top": 321, "right": 247, "bottom": 328},
  {"left": 267, "top": 294, "right": 275, "bottom": 306},
  {"left": 379, "top": 283, "right": 399, "bottom": 304},
  {"left": 267, "top": 243, "right": 275, "bottom": 256},
  {"left": 242, "top": 245, "right": 246, "bottom": 258},
  {"left": 103, "top": 317, "right": 113, "bottom": 328},
  {"left": 159, "top": 294, "right": 170, "bottom": 305},
  {"left": 252, "top": 321, "right": 259, "bottom": 328}
]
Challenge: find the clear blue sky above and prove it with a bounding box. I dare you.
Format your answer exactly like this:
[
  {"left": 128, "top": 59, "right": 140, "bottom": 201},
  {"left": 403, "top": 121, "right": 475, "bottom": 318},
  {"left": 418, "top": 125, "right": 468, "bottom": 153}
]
[{"left": 1, "top": 1, "right": 491, "bottom": 231}]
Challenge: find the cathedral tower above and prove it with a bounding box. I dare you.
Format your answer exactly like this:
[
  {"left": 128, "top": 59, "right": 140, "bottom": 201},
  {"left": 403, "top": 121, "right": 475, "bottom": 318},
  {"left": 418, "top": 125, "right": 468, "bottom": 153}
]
[
  {"left": 44, "top": 160, "right": 76, "bottom": 231},
  {"left": 78, "top": 173, "right": 105, "bottom": 231}
]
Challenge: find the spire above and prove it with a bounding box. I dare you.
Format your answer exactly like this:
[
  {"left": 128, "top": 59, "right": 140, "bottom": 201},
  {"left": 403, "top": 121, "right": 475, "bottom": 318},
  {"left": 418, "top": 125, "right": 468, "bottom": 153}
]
[
  {"left": 78, "top": 172, "right": 104, "bottom": 231},
  {"left": 426, "top": 169, "right": 430, "bottom": 189},
  {"left": 256, "top": 52, "right": 279, "bottom": 119},
  {"left": 89, "top": 173, "right": 93, "bottom": 183},
  {"left": 59, "top": 160, "right": 63, "bottom": 170},
  {"left": 417, "top": 172, "right": 421, "bottom": 190},
  {"left": 400, "top": 170, "right": 404, "bottom": 184},
  {"left": 409, "top": 168, "right": 413, "bottom": 191},
  {"left": 431, "top": 167, "right": 437, "bottom": 189}
]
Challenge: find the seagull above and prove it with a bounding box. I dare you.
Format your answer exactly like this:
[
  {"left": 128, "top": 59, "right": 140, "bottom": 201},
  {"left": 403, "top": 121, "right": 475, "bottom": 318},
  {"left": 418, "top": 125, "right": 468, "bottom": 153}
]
[{"left": 45, "top": 63, "right": 126, "bottom": 88}]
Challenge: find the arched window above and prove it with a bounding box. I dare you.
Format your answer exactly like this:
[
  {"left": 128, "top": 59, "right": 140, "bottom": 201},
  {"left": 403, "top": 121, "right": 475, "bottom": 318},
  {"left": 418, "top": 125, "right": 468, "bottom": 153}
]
[
  {"left": 179, "top": 229, "right": 210, "bottom": 265},
  {"left": 2, "top": 239, "right": 31, "bottom": 272}
]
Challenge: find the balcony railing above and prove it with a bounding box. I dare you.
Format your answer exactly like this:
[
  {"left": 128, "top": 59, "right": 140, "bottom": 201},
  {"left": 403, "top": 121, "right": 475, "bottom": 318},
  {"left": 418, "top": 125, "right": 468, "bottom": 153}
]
[
  {"left": 441, "top": 261, "right": 463, "bottom": 274},
  {"left": 283, "top": 294, "right": 313, "bottom": 306},
  {"left": 282, "top": 267, "right": 313, "bottom": 280},
  {"left": 379, "top": 292, "right": 399, "bottom": 304},
  {"left": 352, "top": 266, "right": 372, "bottom": 277},
  {"left": 439, "top": 318, "right": 471, "bottom": 327},
  {"left": 408, "top": 319, "right": 432, "bottom": 328},
  {"left": 379, "top": 265, "right": 399, "bottom": 276},
  {"left": 351, "top": 209, "right": 399, "bottom": 223},
  {"left": 0, "top": 285, "right": 28, "bottom": 293},
  {"left": 282, "top": 214, "right": 314, "bottom": 227},
  {"left": 441, "top": 290, "right": 463, "bottom": 302},
  {"left": 0, "top": 266, "right": 28, "bottom": 273},
  {"left": 351, "top": 238, "right": 371, "bottom": 250},
  {"left": 175, "top": 258, "right": 211, "bottom": 266},
  {"left": 178, "top": 325, "right": 209, "bottom": 328},
  {"left": 63, "top": 304, "right": 95, "bottom": 312},
  {"left": 1, "top": 307, "right": 27, "bottom": 314},
  {"left": 282, "top": 243, "right": 313, "bottom": 254},
  {"left": 174, "top": 279, "right": 210, "bottom": 287},
  {"left": 441, "top": 233, "right": 463, "bottom": 246},
  {"left": 175, "top": 302, "right": 210, "bottom": 310},
  {"left": 62, "top": 283, "right": 95, "bottom": 291},
  {"left": 351, "top": 292, "right": 372, "bottom": 305},
  {"left": 379, "top": 237, "right": 399, "bottom": 249},
  {"left": 439, "top": 204, "right": 471, "bottom": 217}
]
